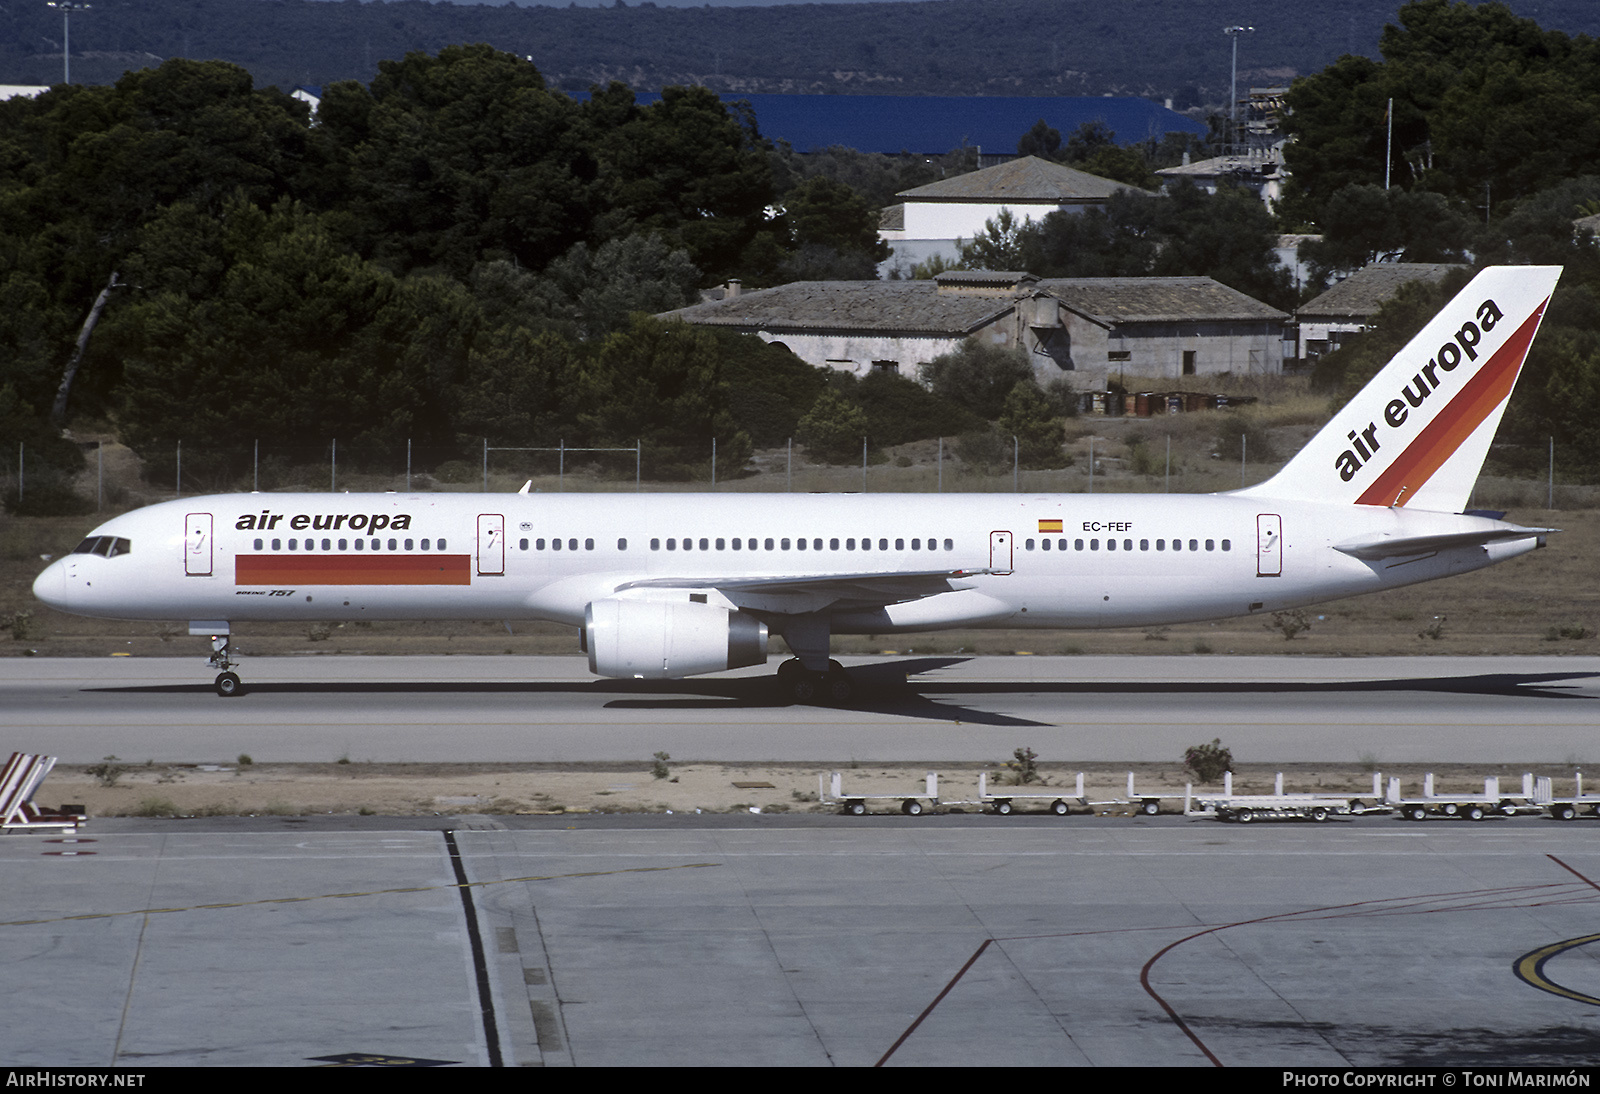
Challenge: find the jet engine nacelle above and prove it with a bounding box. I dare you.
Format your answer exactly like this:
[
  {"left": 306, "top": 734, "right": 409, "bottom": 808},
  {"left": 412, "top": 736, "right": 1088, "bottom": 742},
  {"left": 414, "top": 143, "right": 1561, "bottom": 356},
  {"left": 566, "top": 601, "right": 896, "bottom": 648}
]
[{"left": 585, "top": 598, "right": 768, "bottom": 679}]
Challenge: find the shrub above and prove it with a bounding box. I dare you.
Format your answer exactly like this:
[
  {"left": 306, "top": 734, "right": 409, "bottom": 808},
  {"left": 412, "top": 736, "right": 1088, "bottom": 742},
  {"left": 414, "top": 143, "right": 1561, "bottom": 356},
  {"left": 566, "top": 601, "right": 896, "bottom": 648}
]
[{"left": 1185, "top": 739, "right": 1233, "bottom": 783}]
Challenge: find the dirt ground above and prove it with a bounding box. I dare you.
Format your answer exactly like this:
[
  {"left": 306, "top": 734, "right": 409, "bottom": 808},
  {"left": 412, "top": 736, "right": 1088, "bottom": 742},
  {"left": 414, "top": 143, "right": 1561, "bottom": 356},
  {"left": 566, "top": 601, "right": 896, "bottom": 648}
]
[{"left": 33, "top": 760, "right": 1580, "bottom": 819}]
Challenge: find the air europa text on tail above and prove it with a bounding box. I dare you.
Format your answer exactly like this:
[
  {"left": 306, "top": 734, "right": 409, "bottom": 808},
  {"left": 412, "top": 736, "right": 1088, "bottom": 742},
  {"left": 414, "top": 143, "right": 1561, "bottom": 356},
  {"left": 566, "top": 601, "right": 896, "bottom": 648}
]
[{"left": 1334, "top": 297, "right": 1505, "bottom": 483}]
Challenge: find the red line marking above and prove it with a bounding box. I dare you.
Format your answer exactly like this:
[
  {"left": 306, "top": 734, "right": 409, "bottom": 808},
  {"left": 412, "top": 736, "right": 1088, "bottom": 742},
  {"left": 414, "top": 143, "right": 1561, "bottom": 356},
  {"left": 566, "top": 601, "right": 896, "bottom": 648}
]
[{"left": 236, "top": 554, "right": 471, "bottom": 586}]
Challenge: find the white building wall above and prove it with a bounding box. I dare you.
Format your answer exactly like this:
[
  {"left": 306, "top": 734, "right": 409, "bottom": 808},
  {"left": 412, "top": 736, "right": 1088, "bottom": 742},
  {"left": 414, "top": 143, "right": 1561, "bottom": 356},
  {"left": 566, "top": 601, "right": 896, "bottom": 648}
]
[{"left": 756, "top": 330, "right": 970, "bottom": 377}]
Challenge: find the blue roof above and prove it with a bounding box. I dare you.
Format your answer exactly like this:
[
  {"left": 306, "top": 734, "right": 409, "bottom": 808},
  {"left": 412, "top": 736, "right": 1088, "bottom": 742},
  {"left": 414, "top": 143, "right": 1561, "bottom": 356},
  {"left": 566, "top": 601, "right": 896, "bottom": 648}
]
[{"left": 671, "top": 94, "right": 1206, "bottom": 154}]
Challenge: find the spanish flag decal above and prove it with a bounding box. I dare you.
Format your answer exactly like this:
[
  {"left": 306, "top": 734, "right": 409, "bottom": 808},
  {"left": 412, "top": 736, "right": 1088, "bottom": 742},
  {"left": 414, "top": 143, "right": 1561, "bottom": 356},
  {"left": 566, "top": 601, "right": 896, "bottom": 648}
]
[{"left": 1038, "top": 519, "right": 1063, "bottom": 533}]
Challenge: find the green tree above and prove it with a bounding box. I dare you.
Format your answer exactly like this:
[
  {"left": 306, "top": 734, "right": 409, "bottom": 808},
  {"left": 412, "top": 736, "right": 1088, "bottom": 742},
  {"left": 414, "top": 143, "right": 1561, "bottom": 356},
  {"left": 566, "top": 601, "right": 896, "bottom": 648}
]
[
  {"left": 795, "top": 388, "right": 870, "bottom": 465},
  {"left": 997, "top": 381, "right": 1067, "bottom": 469},
  {"left": 919, "top": 341, "right": 1035, "bottom": 420},
  {"left": 1301, "top": 184, "right": 1473, "bottom": 283}
]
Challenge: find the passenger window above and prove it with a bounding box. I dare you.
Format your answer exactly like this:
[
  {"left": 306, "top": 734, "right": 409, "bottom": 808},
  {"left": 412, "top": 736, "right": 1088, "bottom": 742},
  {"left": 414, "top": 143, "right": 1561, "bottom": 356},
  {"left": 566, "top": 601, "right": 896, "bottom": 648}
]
[
  {"left": 1107, "top": 539, "right": 1117, "bottom": 551},
  {"left": 895, "top": 538, "right": 904, "bottom": 550},
  {"left": 271, "top": 538, "right": 281, "bottom": 550},
  {"left": 813, "top": 539, "right": 822, "bottom": 551},
  {"left": 1124, "top": 539, "right": 1132, "bottom": 551},
  {"left": 339, "top": 539, "right": 349, "bottom": 550},
  {"left": 1206, "top": 539, "right": 1215, "bottom": 551},
  {"left": 830, "top": 538, "right": 839, "bottom": 550},
  {"left": 765, "top": 538, "right": 775, "bottom": 550},
  {"left": 537, "top": 539, "right": 546, "bottom": 550},
  {"left": 1189, "top": 539, "right": 1199, "bottom": 551},
  {"left": 519, "top": 538, "right": 528, "bottom": 551},
  {"left": 288, "top": 539, "right": 297, "bottom": 550},
  {"left": 1025, "top": 539, "right": 1034, "bottom": 551},
  {"left": 419, "top": 539, "right": 428, "bottom": 551},
  {"left": 796, "top": 538, "right": 806, "bottom": 551},
  {"left": 1140, "top": 539, "right": 1148, "bottom": 551},
  {"left": 946, "top": 539, "right": 955, "bottom": 551},
  {"left": 731, "top": 539, "right": 741, "bottom": 550},
  {"left": 781, "top": 538, "right": 791, "bottom": 550},
  {"left": 1075, "top": 539, "right": 1084, "bottom": 551},
  {"left": 716, "top": 538, "right": 725, "bottom": 551},
  {"left": 618, "top": 539, "right": 627, "bottom": 551},
  {"left": 1221, "top": 539, "right": 1231, "bottom": 551},
  {"left": 912, "top": 539, "right": 921, "bottom": 550},
  {"left": 665, "top": 539, "right": 674, "bottom": 551},
  {"left": 585, "top": 538, "right": 594, "bottom": 551},
  {"left": 354, "top": 539, "right": 363, "bottom": 551},
  {"left": 389, "top": 539, "right": 398, "bottom": 551},
  {"left": 1157, "top": 539, "right": 1165, "bottom": 551},
  {"left": 1057, "top": 539, "right": 1067, "bottom": 551},
  {"left": 405, "top": 539, "right": 414, "bottom": 550},
  {"left": 696, "top": 538, "right": 706, "bottom": 551},
  {"left": 879, "top": 539, "right": 889, "bottom": 551},
  {"left": 650, "top": 539, "right": 660, "bottom": 551},
  {"left": 1090, "top": 539, "right": 1099, "bottom": 551},
  {"left": 254, "top": 538, "right": 263, "bottom": 550},
  {"left": 569, "top": 539, "right": 579, "bottom": 551}
]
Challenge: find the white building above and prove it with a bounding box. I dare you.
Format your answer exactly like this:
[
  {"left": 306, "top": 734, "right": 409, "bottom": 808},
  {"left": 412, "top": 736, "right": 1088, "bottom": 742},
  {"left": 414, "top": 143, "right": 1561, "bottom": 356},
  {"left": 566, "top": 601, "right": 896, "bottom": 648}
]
[{"left": 878, "top": 156, "right": 1154, "bottom": 277}]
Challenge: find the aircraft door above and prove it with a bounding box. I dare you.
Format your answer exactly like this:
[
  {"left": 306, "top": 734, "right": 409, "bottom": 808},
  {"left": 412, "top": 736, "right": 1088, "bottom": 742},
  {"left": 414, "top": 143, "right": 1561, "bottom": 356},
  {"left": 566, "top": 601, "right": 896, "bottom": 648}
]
[
  {"left": 1256, "top": 514, "right": 1282, "bottom": 577},
  {"left": 477, "top": 513, "right": 505, "bottom": 576},
  {"left": 990, "top": 530, "right": 1013, "bottom": 574},
  {"left": 185, "top": 513, "right": 213, "bottom": 576}
]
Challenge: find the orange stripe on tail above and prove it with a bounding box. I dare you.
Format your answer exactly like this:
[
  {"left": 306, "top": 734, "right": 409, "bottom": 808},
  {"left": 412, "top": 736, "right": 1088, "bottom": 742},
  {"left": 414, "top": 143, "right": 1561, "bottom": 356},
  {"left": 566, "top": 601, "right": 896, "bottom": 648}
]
[{"left": 1355, "top": 300, "right": 1546, "bottom": 507}]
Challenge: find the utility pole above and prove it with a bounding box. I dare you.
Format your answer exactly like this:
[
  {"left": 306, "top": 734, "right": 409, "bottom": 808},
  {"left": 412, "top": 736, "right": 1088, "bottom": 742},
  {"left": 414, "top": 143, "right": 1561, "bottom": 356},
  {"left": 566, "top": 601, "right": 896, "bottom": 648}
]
[
  {"left": 47, "top": 2, "right": 91, "bottom": 85},
  {"left": 1223, "top": 25, "right": 1254, "bottom": 156}
]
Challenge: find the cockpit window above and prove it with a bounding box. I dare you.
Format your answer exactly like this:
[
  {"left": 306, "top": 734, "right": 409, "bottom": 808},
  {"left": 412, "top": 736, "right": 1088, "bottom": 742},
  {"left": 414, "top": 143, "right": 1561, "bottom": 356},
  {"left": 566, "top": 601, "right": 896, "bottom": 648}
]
[{"left": 70, "top": 536, "right": 131, "bottom": 558}]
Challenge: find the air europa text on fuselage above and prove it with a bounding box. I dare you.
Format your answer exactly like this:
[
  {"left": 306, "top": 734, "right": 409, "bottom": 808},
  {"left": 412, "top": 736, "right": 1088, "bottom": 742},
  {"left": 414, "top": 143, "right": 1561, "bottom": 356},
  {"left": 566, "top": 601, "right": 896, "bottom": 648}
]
[
  {"left": 1333, "top": 297, "right": 1505, "bottom": 483},
  {"left": 233, "top": 510, "right": 414, "bottom": 532}
]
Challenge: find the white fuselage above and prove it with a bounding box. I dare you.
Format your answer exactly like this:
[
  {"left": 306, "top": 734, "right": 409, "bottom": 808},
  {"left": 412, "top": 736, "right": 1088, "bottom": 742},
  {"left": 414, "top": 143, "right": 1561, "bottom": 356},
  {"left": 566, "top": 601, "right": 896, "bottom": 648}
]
[{"left": 32, "top": 490, "right": 1541, "bottom": 635}]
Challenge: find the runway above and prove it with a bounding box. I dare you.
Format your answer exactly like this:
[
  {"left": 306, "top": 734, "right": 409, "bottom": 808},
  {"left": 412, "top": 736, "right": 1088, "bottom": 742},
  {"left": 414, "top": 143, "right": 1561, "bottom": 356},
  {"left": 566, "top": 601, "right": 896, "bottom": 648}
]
[
  {"left": 3, "top": 654, "right": 1598, "bottom": 764},
  {"left": 10, "top": 812, "right": 1600, "bottom": 1067}
]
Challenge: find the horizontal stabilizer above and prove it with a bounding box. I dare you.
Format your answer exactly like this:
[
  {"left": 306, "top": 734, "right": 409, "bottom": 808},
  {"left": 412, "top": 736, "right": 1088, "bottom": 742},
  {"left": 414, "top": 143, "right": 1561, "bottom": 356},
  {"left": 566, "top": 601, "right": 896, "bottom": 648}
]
[{"left": 1333, "top": 526, "right": 1553, "bottom": 560}]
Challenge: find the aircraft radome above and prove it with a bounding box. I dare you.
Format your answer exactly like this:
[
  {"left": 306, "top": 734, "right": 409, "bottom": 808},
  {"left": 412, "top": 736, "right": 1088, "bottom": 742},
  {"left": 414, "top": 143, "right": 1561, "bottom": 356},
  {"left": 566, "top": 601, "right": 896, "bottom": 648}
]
[{"left": 33, "top": 266, "right": 1563, "bottom": 702}]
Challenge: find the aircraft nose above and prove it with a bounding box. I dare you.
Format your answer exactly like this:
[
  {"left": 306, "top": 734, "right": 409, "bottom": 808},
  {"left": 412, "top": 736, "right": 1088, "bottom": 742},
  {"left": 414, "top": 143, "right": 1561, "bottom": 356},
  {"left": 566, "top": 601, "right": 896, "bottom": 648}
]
[{"left": 32, "top": 559, "right": 68, "bottom": 610}]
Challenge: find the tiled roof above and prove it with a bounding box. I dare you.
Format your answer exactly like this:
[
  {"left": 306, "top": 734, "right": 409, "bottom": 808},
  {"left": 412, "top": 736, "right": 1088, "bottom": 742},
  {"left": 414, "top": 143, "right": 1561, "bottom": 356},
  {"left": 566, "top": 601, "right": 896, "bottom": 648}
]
[
  {"left": 1297, "top": 263, "right": 1467, "bottom": 320},
  {"left": 661, "top": 274, "right": 1287, "bottom": 334},
  {"left": 878, "top": 203, "right": 905, "bottom": 231},
  {"left": 1039, "top": 277, "right": 1289, "bottom": 323},
  {"left": 897, "top": 156, "right": 1150, "bottom": 202},
  {"left": 660, "top": 281, "right": 1020, "bottom": 334}
]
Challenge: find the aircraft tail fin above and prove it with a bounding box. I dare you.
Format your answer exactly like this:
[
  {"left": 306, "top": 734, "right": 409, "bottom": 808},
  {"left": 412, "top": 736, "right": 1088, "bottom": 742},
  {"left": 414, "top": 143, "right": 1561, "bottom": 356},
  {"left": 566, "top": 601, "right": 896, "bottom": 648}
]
[{"left": 1239, "top": 265, "right": 1561, "bottom": 512}]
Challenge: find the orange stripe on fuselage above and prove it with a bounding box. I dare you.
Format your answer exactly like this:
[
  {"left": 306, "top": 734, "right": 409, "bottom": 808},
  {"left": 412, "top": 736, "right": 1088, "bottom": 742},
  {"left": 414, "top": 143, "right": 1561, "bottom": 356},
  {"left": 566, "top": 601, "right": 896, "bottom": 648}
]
[
  {"left": 236, "top": 554, "right": 472, "bottom": 586},
  {"left": 1355, "top": 302, "right": 1546, "bottom": 507}
]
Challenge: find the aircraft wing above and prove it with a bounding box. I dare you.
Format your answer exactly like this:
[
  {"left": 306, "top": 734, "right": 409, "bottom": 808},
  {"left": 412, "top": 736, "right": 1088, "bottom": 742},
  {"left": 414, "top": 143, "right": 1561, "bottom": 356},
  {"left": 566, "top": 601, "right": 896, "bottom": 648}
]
[
  {"left": 1333, "top": 526, "right": 1554, "bottom": 561},
  {"left": 613, "top": 567, "right": 995, "bottom": 613}
]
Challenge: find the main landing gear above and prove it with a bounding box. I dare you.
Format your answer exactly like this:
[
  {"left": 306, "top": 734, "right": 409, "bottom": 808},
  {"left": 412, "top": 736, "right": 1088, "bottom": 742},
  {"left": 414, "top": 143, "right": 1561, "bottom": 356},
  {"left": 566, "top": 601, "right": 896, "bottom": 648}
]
[
  {"left": 207, "top": 633, "right": 243, "bottom": 697},
  {"left": 775, "top": 658, "right": 854, "bottom": 705}
]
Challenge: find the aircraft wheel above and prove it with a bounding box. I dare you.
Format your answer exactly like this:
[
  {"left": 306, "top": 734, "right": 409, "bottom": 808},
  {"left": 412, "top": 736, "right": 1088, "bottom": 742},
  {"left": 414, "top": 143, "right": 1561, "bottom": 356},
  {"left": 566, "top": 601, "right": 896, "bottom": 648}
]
[
  {"left": 215, "top": 672, "right": 242, "bottom": 698},
  {"left": 824, "top": 667, "right": 854, "bottom": 705},
  {"left": 901, "top": 799, "right": 923, "bottom": 816},
  {"left": 1050, "top": 799, "right": 1070, "bottom": 816}
]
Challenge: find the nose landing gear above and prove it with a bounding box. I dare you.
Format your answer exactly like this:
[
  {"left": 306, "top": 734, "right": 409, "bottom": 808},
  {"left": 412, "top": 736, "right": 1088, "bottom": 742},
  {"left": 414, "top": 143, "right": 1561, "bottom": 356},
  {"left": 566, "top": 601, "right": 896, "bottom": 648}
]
[{"left": 206, "top": 631, "right": 244, "bottom": 697}]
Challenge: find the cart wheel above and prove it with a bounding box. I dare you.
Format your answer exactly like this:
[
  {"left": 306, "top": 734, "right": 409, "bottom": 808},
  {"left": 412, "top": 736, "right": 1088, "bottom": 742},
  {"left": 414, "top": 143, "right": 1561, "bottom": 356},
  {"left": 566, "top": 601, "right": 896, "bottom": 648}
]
[
  {"left": 994, "top": 800, "right": 1012, "bottom": 815},
  {"left": 1236, "top": 810, "right": 1254, "bottom": 824},
  {"left": 901, "top": 799, "right": 923, "bottom": 816},
  {"left": 1465, "top": 804, "right": 1486, "bottom": 822},
  {"left": 1141, "top": 800, "right": 1159, "bottom": 816},
  {"left": 847, "top": 801, "right": 866, "bottom": 816},
  {"left": 1441, "top": 801, "right": 1459, "bottom": 817},
  {"left": 1555, "top": 804, "right": 1577, "bottom": 821},
  {"left": 1050, "top": 799, "right": 1069, "bottom": 816},
  {"left": 1310, "top": 807, "right": 1329, "bottom": 822},
  {"left": 1407, "top": 805, "right": 1429, "bottom": 822}
]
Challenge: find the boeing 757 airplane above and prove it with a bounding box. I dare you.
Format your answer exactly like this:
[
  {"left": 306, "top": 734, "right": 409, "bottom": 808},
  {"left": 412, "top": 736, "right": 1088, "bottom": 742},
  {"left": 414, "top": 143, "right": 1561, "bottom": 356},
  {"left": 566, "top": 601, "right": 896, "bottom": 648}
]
[{"left": 33, "top": 266, "right": 1562, "bottom": 701}]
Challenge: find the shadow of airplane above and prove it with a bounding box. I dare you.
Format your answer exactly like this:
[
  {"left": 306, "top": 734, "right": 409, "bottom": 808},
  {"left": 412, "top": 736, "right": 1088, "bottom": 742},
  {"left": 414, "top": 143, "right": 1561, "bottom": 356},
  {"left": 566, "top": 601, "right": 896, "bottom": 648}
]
[{"left": 88, "top": 658, "right": 1598, "bottom": 729}]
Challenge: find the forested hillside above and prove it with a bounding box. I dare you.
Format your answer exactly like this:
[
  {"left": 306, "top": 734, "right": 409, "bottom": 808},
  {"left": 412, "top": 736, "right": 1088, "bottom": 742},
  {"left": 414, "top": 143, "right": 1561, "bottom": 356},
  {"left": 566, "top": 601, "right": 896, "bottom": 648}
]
[{"left": 4, "top": 0, "right": 1600, "bottom": 102}]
